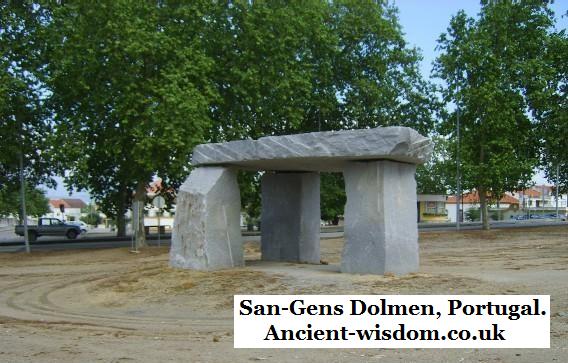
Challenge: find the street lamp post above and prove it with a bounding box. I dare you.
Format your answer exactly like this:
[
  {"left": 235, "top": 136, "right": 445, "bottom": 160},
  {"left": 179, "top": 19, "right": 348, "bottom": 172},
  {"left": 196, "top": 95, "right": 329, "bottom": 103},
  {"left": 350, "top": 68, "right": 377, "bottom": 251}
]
[
  {"left": 556, "top": 164, "right": 560, "bottom": 221},
  {"left": 19, "top": 151, "right": 30, "bottom": 253},
  {"left": 456, "top": 82, "right": 461, "bottom": 231}
]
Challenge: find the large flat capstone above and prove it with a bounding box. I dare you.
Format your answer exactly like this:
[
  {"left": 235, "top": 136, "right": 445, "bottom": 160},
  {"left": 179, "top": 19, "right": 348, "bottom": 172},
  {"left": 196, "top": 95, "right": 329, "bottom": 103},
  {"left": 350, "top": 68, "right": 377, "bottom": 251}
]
[{"left": 192, "top": 126, "right": 432, "bottom": 172}]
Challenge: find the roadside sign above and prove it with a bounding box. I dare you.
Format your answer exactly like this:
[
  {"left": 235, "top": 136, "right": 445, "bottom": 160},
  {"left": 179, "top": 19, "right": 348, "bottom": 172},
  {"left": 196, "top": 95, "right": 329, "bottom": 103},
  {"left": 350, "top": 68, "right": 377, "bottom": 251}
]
[
  {"left": 152, "top": 196, "right": 166, "bottom": 247},
  {"left": 152, "top": 196, "right": 165, "bottom": 209}
]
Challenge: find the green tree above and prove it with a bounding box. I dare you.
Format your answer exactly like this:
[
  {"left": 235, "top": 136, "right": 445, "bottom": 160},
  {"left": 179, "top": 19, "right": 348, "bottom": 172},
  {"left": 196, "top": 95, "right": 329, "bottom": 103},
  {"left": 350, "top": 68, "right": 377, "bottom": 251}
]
[
  {"left": 207, "top": 1, "right": 437, "bottom": 140},
  {"left": 465, "top": 207, "right": 500, "bottom": 222},
  {"left": 239, "top": 171, "right": 261, "bottom": 229},
  {"left": 0, "top": 185, "right": 49, "bottom": 223},
  {"left": 328, "top": 0, "right": 438, "bottom": 133},
  {"left": 1, "top": 3, "right": 54, "bottom": 190},
  {"left": 46, "top": 2, "right": 216, "bottom": 245},
  {"left": 207, "top": 1, "right": 438, "bottom": 218},
  {"left": 320, "top": 173, "right": 346, "bottom": 225},
  {"left": 434, "top": 1, "right": 558, "bottom": 229},
  {"left": 416, "top": 136, "right": 451, "bottom": 195},
  {"left": 538, "top": 30, "right": 567, "bottom": 191},
  {"left": 464, "top": 207, "right": 480, "bottom": 222},
  {"left": 205, "top": 1, "right": 336, "bottom": 141},
  {"left": 80, "top": 212, "right": 102, "bottom": 227}
]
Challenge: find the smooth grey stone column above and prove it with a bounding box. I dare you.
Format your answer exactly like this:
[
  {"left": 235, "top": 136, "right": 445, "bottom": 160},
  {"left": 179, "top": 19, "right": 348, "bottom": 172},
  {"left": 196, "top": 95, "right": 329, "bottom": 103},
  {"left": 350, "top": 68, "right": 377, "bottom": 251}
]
[
  {"left": 170, "top": 166, "right": 243, "bottom": 270},
  {"left": 341, "top": 160, "right": 418, "bottom": 275},
  {"left": 261, "top": 172, "right": 320, "bottom": 263}
]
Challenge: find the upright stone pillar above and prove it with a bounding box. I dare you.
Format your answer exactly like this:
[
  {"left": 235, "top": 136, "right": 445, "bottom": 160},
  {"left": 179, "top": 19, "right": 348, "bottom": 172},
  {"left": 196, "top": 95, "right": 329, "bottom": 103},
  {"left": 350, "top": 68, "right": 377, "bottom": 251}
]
[
  {"left": 261, "top": 172, "right": 320, "bottom": 263},
  {"left": 170, "top": 167, "right": 243, "bottom": 270},
  {"left": 341, "top": 160, "right": 418, "bottom": 275}
]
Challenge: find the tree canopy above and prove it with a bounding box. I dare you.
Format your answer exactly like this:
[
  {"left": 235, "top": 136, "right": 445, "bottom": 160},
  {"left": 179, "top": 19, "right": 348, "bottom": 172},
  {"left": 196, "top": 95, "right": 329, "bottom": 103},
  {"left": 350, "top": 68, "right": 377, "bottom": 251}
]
[
  {"left": 2, "top": 1, "right": 438, "bottom": 240},
  {"left": 12, "top": 1, "right": 560, "bottom": 238},
  {"left": 320, "top": 173, "right": 346, "bottom": 224},
  {"left": 0, "top": 184, "right": 49, "bottom": 222},
  {"left": 1, "top": 3, "right": 54, "bottom": 189},
  {"left": 206, "top": 0, "right": 437, "bottom": 140},
  {"left": 415, "top": 136, "right": 452, "bottom": 195},
  {"left": 434, "top": 0, "right": 560, "bottom": 229},
  {"left": 46, "top": 2, "right": 217, "bottom": 241},
  {"left": 538, "top": 29, "right": 567, "bottom": 192},
  {"left": 206, "top": 1, "right": 438, "bottom": 220}
]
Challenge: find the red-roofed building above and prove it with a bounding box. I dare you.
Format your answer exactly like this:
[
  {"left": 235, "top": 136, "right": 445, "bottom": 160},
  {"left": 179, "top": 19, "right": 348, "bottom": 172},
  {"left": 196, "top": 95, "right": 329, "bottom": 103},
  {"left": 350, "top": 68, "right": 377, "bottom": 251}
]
[
  {"left": 45, "top": 198, "right": 87, "bottom": 221},
  {"left": 514, "top": 185, "right": 568, "bottom": 217},
  {"left": 446, "top": 186, "right": 568, "bottom": 221},
  {"left": 446, "top": 192, "right": 520, "bottom": 222},
  {"left": 518, "top": 188, "right": 540, "bottom": 198},
  {"left": 447, "top": 193, "right": 520, "bottom": 205}
]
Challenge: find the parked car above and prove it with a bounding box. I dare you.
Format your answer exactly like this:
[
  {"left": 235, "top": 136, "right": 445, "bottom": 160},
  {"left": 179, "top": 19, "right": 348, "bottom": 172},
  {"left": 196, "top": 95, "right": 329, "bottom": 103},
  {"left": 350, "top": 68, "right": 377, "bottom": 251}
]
[
  {"left": 69, "top": 221, "right": 89, "bottom": 234},
  {"left": 14, "top": 218, "right": 82, "bottom": 242}
]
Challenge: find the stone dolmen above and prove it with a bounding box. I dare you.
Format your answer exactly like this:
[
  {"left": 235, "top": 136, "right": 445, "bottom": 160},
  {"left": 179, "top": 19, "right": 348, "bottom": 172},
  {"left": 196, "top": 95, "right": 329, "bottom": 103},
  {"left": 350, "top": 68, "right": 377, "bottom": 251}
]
[{"left": 170, "top": 126, "right": 432, "bottom": 275}]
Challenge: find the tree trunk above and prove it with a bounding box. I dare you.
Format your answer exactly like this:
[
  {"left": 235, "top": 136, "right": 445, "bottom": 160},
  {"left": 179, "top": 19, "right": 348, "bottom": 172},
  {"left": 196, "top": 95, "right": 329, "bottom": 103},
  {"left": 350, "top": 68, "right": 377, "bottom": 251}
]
[
  {"left": 134, "top": 180, "right": 147, "bottom": 248},
  {"left": 478, "top": 186, "right": 490, "bottom": 230},
  {"left": 116, "top": 213, "right": 126, "bottom": 237},
  {"left": 478, "top": 125, "right": 489, "bottom": 230}
]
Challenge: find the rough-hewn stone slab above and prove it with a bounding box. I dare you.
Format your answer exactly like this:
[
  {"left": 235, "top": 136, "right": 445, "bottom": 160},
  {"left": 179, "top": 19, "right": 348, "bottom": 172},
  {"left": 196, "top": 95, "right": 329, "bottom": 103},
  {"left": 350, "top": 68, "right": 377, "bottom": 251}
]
[
  {"left": 170, "top": 167, "right": 243, "bottom": 270},
  {"left": 260, "top": 172, "right": 320, "bottom": 263},
  {"left": 171, "top": 127, "right": 427, "bottom": 275},
  {"left": 341, "top": 160, "right": 419, "bottom": 275},
  {"left": 192, "top": 126, "right": 431, "bottom": 171}
]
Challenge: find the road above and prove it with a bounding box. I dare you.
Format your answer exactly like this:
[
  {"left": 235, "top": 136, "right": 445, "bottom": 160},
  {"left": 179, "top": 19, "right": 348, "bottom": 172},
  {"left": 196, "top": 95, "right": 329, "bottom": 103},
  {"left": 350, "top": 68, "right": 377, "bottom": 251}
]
[{"left": 0, "top": 219, "right": 565, "bottom": 253}]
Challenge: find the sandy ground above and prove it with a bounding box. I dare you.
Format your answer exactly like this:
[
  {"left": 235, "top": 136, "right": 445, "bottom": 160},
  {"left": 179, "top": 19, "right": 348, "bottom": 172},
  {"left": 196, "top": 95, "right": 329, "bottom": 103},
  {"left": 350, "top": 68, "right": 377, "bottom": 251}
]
[{"left": 0, "top": 226, "right": 566, "bottom": 362}]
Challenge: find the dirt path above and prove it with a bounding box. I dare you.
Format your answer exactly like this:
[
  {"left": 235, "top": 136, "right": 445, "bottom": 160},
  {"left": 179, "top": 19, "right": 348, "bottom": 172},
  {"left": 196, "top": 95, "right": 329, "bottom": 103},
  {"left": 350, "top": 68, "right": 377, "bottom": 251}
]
[{"left": 0, "top": 226, "right": 566, "bottom": 362}]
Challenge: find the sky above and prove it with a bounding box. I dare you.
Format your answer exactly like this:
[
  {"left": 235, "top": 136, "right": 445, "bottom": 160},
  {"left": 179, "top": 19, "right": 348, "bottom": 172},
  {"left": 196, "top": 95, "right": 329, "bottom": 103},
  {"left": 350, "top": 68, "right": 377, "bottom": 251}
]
[
  {"left": 395, "top": 0, "right": 567, "bottom": 81},
  {"left": 43, "top": 1, "right": 567, "bottom": 200},
  {"left": 395, "top": 0, "right": 482, "bottom": 79}
]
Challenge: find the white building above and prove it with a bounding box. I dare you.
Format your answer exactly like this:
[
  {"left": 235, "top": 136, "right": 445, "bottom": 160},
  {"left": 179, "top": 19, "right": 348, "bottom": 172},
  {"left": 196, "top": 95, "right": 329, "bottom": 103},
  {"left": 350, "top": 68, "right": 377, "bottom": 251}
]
[
  {"left": 446, "top": 186, "right": 568, "bottom": 222},
  {"left": 446, "top": 192, "right": 520, "bottom": 222},
  {"left": 45, "top": 198, "right": 87, "bottom": 222},
  {"left": 515, "top": 185, "right": 568, "bottom": 217}
]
